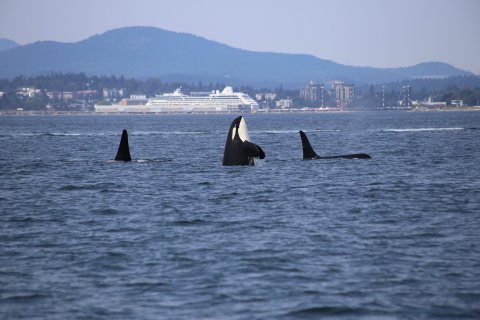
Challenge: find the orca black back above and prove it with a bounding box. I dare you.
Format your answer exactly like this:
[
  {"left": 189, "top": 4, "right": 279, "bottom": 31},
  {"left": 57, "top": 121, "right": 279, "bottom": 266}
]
[
  {"left": 115, "top": 129, "right": 132, "bottom": 161},
  {"left": 299, "top": 130, "right": 371, "bottom": 160}
]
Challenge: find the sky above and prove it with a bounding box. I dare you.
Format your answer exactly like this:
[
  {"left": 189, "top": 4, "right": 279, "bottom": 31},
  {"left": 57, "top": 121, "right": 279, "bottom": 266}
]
[{"left": 1, "top": 0, "right": 479, "bottom": 74}]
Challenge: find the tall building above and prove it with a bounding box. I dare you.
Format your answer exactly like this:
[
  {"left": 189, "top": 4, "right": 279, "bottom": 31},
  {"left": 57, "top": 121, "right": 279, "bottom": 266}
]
[
  {"left": 320, "top": 84, "right": 325, "bottom": 107},
  {"left": 300, "top": 81, "right": 320, "bottom": 102},
  {"left": 402, "top": 85, "right": 411, "bottom": 108},
  {"left": 382, "top": 85, "right": 386, "bottom": 109},
  {"left": 334, "top": 81, "right": 355, "bottom": 107}
]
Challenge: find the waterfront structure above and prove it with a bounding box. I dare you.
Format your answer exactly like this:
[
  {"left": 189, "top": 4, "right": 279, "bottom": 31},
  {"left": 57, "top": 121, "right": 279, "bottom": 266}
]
[
  {"left": 16, "top": 87, "right": 41, "bottom": 98},
  {"left": 46, "top": 90, "right": 97, "bottom": 100},
  {"left": 300, "top": 81, "right": 321, "bottom": 102},
  {"left": 451, "top": 100, "right": 463, "bottom": 107},
  {"left": 276, "top": 99, "right": 293, "bottom": 109},
  {"left": 334, "top": 81, "right": 355, "bottom": 107},
  {"left": 255, "top": 92, "right": 277, "bottom": 101},
  {"left": 402, "top": 85, "right": 411, "bottom": 108},
  {"left": 94, "top": 87, "right": 258, "bottom": 113},
  {"left": 103, "top": 88, "right": 124, "bottom": 100},
  {"left": 320, "top": 84, "right": 325, "bottom": 107},
  {"left": 419, "top": 97, "right": 447, "bottom": 108},
  {"left": 117, "top": 95, "right": 148, "bottom": 106},
  {"left": 382, "top": 85, "right": 386, "bottom": 109}
]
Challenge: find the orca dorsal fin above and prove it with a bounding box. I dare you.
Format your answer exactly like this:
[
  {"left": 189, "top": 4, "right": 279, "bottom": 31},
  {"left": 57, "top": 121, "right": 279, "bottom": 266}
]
[
  {"left": 114, "top": 129, "right": 132, "bottom": 161},
  {"left": 299, "top": 131, "right": 319, "bottom": 159}
]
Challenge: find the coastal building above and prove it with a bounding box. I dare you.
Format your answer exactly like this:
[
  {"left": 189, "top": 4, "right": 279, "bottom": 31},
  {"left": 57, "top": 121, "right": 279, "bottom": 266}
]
[
  {"left": 103, "top": 88, "right": 124, "bottom": 100},
  {"left": 129, "top": 94, "right": 147, "bottom": 100},
  {"left": 62, "top": 92, "right": 75, "bottom": 100},
  {"left": 401, "top": 85, "right": 412, "bottom": 108},
  {"left": 276, "top": 99, "right": 293, "bottom": 109},
  {"left": 47, "top": 91, "right": 75, "bottom": 100},
  {"left": 46, "top": 90, "right": 97, "bottom": 100},
  {"left": 255, "top": 92, "right": 277, "bottom": 101},
  {"left": 95, "top": 87, "right": 258, "bottom": 113},
  {"left": 333, "top": 81, "right": 355, "bottom": 107},
  {"left": 451, "top": 99, "right": 463, "bottom": 107},
  {"left": 118, "top": 95, "right": 148, "bottom": 106},
  {"left": 420, "top": 97, "right": 447, "bottom": 108},
  {"left": 16, "top": 87, "right": 41, "bottom": 98},
  {"left": 300, "top": 81, "right": 321, "bottom": 102}
]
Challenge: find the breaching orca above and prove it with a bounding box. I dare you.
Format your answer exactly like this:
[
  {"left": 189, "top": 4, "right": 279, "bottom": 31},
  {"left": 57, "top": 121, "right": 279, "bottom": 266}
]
[
  {"left": 223, "top": 116, "right": 265, "bottom": 166},
  {"left": 299, "top": 130, "right": 371, "bottom": 160},
  {"left": 114, "top": 129, "right": 132, "bottom": 161}
]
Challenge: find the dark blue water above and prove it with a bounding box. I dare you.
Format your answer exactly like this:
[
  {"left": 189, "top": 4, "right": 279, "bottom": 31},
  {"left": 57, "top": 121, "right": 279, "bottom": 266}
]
[{"left": 1, "top": 111, "right": 479, "bottom": 319}]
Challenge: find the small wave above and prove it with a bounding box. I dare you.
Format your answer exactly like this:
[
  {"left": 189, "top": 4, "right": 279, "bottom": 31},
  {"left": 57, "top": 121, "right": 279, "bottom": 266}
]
[
  {"left": 3, "top": 132, "right": 57, "bottom": 137},
  {"left": 60, "top": 185, "right": 90, "bottom": 191},
  {"left": 382, "top": 127, "right": 463, "bottom": 132},
  {"left": 288, "top": 184, "right": 319, "bottom": 190},
  {"left": 93, "top": 208, "right": 118, "bottom": 215},
  {"left": 134, "top": 158, "right": 172, "bottom": 163},
  {"left": 254, "top": 159, "right": 266, "bottom": 167},
  {"left": 59, "top": 182, "right": 120, "bottom": 191},
  {"left": 251, "top": 130, "right": 299, "bottom": 134},
  {"left": 251, "top": 129, "right": 340, "bottom": 134},
  {"left": 284, "top": 306, "right": 366, "bottom": 317},
  {"left": 106, "top": 158, "right": 171, "bottom": 163},
  {"left": 173, "top": 219, "right": 208, "bottom": 226},
  {"left": 216, "top": 192, "right": 240, "bottom": 200},
  {"left": 131, "top": 131, "right": 206, "bottom": 136},
  {"left": 312, "top": 129, "right": 341, "bottom": 132},
  {"left": 4, "top": 132, "right": 119, "bottom": 137},
  {"left": 7, "top": 216, "right": 34, "bottom": 222},
  {"left": 48, "top": 133, "right": 82, "bottom": 136},
  {"left": 124, "top": 281, "right": 168, "bottom": 288},
  {"left": 2, "top": 293, "right": 47, "bottom": 302}
]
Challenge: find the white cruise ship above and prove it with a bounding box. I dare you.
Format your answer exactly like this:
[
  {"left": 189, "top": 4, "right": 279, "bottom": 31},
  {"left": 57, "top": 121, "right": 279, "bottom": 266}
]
[{"left": 95, "top": 87, "right": 259, "bottom": 113}]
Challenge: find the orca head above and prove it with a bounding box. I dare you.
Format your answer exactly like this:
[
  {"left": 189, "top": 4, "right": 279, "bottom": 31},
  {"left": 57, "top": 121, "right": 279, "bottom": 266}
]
[
  {"left": 223, "top": 116, "right": 264, "bottom": 166},
  {"left": 230, "top": 116, "right": 250, "bottom": 143}
]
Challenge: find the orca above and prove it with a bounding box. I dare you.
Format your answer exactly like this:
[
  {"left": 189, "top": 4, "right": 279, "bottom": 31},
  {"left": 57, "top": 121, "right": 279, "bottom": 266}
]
[
  {"left": 223, "top": 116, "right": 265, "bottom": 166},
  {"left": 114, "top": 129, "right": 132, "bottom": 161},
  {"left": 299, "top": 130, "right": 371, "bottom": 160}
]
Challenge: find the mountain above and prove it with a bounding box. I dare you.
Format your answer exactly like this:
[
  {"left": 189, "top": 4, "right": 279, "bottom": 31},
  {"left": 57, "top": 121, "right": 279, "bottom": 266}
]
[
  {"left": 0, "top": 39, "right": 19, "bottom": 52},
  {"left": 0, "top": 27, "right": 472, "bottom": 87},
  {"left": 390, "top": 62, "right": 469, "bottom": 79}
]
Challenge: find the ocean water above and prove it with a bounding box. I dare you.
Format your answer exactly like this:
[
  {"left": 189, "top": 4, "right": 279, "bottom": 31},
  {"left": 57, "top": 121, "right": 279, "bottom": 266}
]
[{"left": 1, "top": 111, "right": 479, "bottom": 319}]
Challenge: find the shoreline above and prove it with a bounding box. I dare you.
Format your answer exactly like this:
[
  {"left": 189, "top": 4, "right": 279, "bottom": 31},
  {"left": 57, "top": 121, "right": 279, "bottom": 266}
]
[{"left": 1, "top": 106, "right": 479, "bottom": 116}]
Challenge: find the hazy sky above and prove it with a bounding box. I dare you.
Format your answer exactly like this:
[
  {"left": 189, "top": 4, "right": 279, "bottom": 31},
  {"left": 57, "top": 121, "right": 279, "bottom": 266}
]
[{"left": 1, "top": 0, "right": 479, "bottom": 73}]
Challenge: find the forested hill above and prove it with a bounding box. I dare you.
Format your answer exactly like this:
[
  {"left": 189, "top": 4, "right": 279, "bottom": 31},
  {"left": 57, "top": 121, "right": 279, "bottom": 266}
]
[
  {"left": 0, "top": 39, "right": 19, "bottom": 52},
  {"left": 0, "top": 27, "right": 472, "bottom": 87}
]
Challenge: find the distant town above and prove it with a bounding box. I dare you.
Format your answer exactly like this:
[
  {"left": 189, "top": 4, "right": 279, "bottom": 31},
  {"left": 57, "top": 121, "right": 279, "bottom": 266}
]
[{"left": 1, "top": 73, "right": 479, "bottom": 114}]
